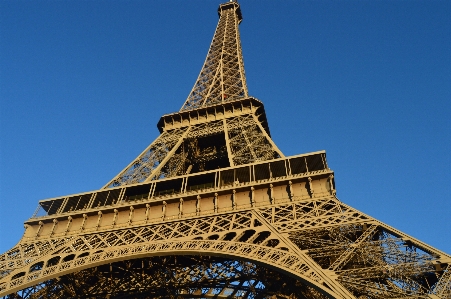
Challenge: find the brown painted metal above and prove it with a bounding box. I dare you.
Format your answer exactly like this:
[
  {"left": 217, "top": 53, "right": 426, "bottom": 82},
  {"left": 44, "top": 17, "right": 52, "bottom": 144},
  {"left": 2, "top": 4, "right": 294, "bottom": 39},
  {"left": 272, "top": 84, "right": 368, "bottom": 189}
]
[{"left": 1, "top": 1, "right": 450, "bottom": 298}]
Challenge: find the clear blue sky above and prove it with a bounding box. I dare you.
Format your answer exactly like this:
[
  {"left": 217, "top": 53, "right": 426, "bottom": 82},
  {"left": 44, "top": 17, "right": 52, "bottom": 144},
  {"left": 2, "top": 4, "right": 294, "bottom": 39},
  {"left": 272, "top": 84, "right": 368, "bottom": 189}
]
[{"left": 1, "top": 1, "right": 450, "bottom": 255}]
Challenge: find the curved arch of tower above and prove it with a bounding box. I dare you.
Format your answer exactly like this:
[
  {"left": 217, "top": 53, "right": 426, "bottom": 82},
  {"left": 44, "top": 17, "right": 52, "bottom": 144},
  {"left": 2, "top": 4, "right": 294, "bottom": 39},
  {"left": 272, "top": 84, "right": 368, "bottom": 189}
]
[{"left": 1, "top": 1, "right": 450, "bottom": 299}]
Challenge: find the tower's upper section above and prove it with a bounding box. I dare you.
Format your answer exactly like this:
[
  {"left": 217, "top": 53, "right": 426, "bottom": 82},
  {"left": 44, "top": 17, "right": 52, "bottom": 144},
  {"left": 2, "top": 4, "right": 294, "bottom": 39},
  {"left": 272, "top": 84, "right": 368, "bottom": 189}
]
[{"left": 180, "top": 1, "right": 248, "bottom": 111}]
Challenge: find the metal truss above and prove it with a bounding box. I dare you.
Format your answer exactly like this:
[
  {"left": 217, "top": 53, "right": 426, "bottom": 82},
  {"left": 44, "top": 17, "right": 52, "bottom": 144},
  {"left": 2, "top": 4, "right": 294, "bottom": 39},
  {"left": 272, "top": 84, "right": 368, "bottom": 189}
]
[
  {"left": 102, "top": 1, "right": 282, "bottom": 188},
  {"left": 104, "top": 127, "right": 189, "bottom": 188},
  {"left": 2, "top": 194, "right": 450, "bottom": 298},
  {"left": 226, "top": 114, "right": 283, "bottom": 165},
  {"left": 1, "top": 1, "right": 450, "bottom": 299},
  {"left": 181, "top": 1, "right": 248, "bottom": 111},
  {"left": 104, "top": 101, "right": 283, "bottom": 188},
  {"left": 6, "top": 256, "right": 328, "bottom": 299}
]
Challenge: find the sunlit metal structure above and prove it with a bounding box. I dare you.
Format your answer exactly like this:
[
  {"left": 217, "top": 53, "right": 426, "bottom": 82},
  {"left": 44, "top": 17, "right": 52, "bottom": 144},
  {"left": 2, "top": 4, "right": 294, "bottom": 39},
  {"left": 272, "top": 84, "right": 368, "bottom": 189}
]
[{"left": 1, "top": 1, "right": 450, "bottom": 298}]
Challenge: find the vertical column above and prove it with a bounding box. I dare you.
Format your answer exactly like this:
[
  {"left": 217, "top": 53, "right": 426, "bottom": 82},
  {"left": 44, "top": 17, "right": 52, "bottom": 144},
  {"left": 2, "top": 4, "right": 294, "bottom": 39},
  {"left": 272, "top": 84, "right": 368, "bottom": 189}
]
[
  {"left": 162, "top": 201, "right": 167, "bottom": 220},
  {"left": 196, "top": 195, "right": 201, "bottom": 216},
  {"left": 80, "top": 214, "right": 88, "bottom": 231},
  {"left": 112, "top": 209, "right": 118, "bottom": 227},
  {"left": 128, "top": 206, "right": 134, "bottom": 225},
  {"left": 269, "top": 184, "right": 274, "bottom": 204},
  {"left": 179, "top": 198, "right": 184, "bottom": 218},
  {"left": 214, "top": 193, "right": 218, "bottom": 213},
  {"left": 95, "top": 211, "right": 102, "bottom": 230},
  {"left": 145, "top": 204, "right": 150, "bottom": 223},
  {"left": 232, "top": 190, "right": 237, "bottom": 210},
  {"left": 64, "top": 216, "right": 72, "bottom": 235},
  {"left": 288, "top": 181, "right": 294, "bottom": 200},
  {"left": 308, "top": 177, "right": 314, "bottom": 198}
]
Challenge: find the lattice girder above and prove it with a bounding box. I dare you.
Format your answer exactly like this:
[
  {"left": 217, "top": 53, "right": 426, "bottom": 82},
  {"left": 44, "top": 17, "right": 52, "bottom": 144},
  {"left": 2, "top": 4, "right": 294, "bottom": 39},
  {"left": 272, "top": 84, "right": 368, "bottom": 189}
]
[
  {"left": 104, "top": 97, "right": 283, "bottom": 188},
  {"left": 181, "top": 1, "right": 248, "bottom": 111},
  {"left": 0, "top": 212, "right": 337, "bottom": 297},
  {"left": 2, "top": 172, "right": 450, "bottom": 298},
  {"left": 8, "top": 256, "right": 331, "bottom": 299},
  {"left": 1, "top": 159, "right": 332, "bottom": 274},
  {"left": 104, "top": 127, "right": 189, "bottom": 188},
  {"left": 2, "top": 1, "right": 450, "bottom": 298},
  {"left": 101, "top": 0, "right": 270, "bottom": 188}
]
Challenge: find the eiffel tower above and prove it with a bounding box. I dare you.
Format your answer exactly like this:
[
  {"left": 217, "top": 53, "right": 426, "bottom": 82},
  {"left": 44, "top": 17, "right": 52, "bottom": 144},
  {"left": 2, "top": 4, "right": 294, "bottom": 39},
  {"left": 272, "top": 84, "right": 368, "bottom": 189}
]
[{"left": 1, "top": 1, "right": 450, "bottom": 298}]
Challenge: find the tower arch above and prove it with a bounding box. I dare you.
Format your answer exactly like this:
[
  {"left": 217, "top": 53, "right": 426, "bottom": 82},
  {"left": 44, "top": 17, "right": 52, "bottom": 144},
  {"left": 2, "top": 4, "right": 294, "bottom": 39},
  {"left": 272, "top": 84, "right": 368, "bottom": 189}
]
[{"left": 1, "top": 239, "right": 340, "bottom": 298}]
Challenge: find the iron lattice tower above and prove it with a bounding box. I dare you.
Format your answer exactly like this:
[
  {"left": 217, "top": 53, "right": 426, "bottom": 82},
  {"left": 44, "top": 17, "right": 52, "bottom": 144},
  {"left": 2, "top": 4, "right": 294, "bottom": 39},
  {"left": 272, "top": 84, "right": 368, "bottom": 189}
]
[{"left": 1, "top": 2, "right": 450, "bottom": 299}]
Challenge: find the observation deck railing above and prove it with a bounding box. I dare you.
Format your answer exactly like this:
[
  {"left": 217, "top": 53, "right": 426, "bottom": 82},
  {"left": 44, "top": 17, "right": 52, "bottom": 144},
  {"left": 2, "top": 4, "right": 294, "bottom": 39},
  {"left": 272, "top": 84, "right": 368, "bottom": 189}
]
[{"left": 31, "top": 151, "right": 329, "bottom": 219}]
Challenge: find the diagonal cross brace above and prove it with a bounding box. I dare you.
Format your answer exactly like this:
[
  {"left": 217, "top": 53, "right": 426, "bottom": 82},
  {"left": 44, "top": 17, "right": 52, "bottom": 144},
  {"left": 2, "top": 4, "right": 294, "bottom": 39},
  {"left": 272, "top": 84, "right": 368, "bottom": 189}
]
[
  {"left": 432, "top": 264, "right": 451, "bottom": 298},
  {"left": 144, "top": 127, "right": 192, "bottom": 183},
  {"left": 328, "top": 224, "right": 378, "bottom": 271},
  {"left": 251, "top": 210, "right": 357, "bottom": 299}
]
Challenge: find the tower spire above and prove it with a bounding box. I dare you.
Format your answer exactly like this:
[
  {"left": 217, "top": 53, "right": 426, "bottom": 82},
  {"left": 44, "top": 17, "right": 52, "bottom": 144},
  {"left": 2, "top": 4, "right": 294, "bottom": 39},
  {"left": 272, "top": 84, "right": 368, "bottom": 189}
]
[{"left": 181, "top": 1, "right": 248, "bottom": 111}]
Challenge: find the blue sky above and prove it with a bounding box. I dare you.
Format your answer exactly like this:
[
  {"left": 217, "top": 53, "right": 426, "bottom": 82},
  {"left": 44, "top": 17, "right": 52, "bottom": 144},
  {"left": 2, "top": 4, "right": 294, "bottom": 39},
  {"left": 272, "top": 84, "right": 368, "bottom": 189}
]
[{"left": 0, "top": 0, "right": 450, "bottom": 255}]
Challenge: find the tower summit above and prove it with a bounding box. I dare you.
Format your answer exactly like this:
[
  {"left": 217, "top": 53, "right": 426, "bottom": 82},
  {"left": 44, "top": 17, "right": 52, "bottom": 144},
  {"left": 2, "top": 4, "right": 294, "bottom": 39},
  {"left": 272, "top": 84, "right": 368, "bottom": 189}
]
[{"left": 0, "top": 2, "right": 450, "bottom": 298}]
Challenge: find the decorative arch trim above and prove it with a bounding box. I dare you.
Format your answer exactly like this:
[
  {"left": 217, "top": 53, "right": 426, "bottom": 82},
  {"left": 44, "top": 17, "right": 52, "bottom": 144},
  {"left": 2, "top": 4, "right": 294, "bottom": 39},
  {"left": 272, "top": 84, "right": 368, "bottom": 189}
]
[{"left": 0, "top": 240, "right": 339, "bottom": 298}]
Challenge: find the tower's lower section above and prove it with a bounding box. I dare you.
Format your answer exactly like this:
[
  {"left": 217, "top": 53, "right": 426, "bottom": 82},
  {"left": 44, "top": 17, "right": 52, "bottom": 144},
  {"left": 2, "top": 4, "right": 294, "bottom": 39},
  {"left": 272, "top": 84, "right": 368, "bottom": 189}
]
[{"left": 1, "top": 152, "right": 450, "bottom": 299}]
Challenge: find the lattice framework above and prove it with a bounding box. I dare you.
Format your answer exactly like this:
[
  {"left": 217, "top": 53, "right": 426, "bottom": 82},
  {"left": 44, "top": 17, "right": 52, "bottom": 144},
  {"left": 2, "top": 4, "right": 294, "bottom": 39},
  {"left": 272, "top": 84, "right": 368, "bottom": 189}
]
[{"left": 1, "top": 1, "right": 450, "bottom": 299}]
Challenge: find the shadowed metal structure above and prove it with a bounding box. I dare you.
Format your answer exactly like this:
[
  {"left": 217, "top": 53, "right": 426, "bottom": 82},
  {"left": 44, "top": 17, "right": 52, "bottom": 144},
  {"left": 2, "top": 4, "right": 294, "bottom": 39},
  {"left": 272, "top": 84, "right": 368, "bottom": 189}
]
[{"left": 1, "top": 1, "right": 450, "bottom": 298}]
